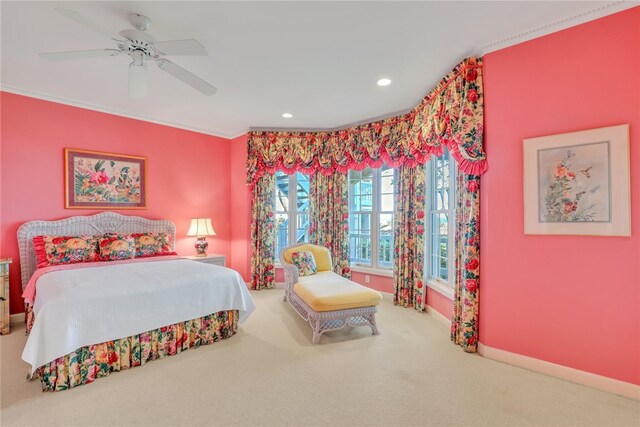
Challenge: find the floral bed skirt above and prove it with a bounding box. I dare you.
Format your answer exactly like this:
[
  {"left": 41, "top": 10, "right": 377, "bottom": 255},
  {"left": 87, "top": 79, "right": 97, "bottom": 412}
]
[{"left": 34, "top": 310, "right": 238, "bottom": 392}]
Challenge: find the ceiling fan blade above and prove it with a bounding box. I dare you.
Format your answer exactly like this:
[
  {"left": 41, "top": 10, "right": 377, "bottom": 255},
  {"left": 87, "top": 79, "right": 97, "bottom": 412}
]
[
  {"left": 151, "top": 39, "right": 207, "bottom": 56},
  {"left": 129, "top": 65, "right": 147, "bottom": 98},
  {"left": 156, "top": 59, "right": 217, "bottom": 96},
  {"left": 39, "top": 49, "right": 121, "bottom": 61},
  {"left": 55, "top": 8, "right": 120, "bottom": 40}
]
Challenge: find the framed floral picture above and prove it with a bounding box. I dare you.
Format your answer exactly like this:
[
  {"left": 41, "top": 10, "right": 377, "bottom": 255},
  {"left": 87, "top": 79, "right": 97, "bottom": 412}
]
[
  {"left": 523, "top": 124, "right": 630, "bottom": 236},
  {"left": 65, "top": 148, "right": 147, "bottom": 209}
]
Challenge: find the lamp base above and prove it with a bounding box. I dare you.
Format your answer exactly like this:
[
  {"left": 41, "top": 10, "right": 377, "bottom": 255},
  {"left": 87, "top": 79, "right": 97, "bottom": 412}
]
[{"left": 194, "top": 237, "right": 208, "bottom": 257}]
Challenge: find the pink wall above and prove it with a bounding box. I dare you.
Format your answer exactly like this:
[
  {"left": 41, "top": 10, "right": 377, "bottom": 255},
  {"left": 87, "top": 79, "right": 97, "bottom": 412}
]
[
  {"left": 0, "top": 92, "right": 233, "bottom": 314},
  {"left": 349, "top": 271, "right": 454, "bottom": 319},
  {"left": 229, "top": 134, "right": 252, "bottom": 282},
  {"left": 481, "top": 8, "right": 640, "bottom": 385},
  {"left": 351, "top": 271, "right": 392, "bottom": 294}
]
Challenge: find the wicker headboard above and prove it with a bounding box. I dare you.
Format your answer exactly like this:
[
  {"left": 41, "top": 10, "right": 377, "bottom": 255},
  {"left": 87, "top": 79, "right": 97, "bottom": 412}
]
[{"left": 16, "top": 212, "right": 176, "bottom": 291}]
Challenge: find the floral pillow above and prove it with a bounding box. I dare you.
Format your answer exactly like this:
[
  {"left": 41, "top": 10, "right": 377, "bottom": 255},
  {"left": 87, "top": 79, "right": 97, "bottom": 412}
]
[
  {"left": 131, "top": 232, "right": 175, "bottom": 258},
  {"left": 33, "top": 235, "right": 100, "bottom": 269},
  {"left": 291, "top": 251, "right": 317, "bottom": 276},
  {"left": 98, "top": 234, "right": 136, "bottom": 261}
]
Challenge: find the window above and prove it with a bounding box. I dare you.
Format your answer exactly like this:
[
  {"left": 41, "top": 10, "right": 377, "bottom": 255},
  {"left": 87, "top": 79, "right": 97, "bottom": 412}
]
[
  {"left": 348, "top": 165, "right": 396, "bottom": 270},
  {"left": 425, "top": 149, "right": 456, "bottom": 294},
  {"left": 274, "top": 171, "right": 310, "bottom": 258}
]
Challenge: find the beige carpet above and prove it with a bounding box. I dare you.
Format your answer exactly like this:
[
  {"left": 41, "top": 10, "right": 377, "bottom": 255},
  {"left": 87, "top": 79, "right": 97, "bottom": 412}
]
[{"left": 1, "top": 291, "right": 638, "bottom": 427}]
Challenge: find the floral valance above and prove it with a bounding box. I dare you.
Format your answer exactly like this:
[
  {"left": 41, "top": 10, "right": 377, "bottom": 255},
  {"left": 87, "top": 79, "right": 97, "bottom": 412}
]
[{"left": 247, "top": 57, "right": 487, "bottom": 186}]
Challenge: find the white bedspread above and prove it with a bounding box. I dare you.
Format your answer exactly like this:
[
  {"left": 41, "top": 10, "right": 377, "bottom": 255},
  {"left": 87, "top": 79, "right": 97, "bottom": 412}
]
[{"left": 22, "top": 259, "right": 255, "bottom": 373}]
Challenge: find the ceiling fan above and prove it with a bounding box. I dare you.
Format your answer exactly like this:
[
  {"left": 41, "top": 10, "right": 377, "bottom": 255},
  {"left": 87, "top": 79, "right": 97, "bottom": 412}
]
[{"left": 39, "top": 9, "right": 217, "bottom": 98}]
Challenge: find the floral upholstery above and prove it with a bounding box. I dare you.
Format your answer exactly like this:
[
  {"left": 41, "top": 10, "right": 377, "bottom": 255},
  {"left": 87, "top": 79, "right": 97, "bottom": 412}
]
[
  {"left": 98, "top": 234, "right": 136, "bottom": 261},
  {"left": 33, "top": 235, "right": 100, "bottom": 269},
  {"left": 291, "top": 251, "right": 318, "bottom": 276},
  {"left": 37, "top": 310, "right": 238, "bottom": 392},
  {"left": 131, "top": 232, "right": 174, "bottom": 258}
]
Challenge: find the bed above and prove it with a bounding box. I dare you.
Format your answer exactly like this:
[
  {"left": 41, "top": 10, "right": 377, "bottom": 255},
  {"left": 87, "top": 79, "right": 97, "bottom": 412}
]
[{"left": 17, "top": 212, "right": 254, "bottom": 391}]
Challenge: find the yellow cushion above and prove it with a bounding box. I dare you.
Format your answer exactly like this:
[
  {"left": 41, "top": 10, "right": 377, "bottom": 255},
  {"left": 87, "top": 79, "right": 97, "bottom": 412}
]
[
  {"left": 283, "top": 244, "right": 332, "bottom": 272},
  {"left": 294, "top": 272, "right": 382, "bottom": 312}
]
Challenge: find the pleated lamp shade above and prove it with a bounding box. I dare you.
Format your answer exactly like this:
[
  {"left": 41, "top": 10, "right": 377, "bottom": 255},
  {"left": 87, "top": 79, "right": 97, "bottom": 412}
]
[{"left": 186, "top": 218, "right": 216, "bottom": 238}]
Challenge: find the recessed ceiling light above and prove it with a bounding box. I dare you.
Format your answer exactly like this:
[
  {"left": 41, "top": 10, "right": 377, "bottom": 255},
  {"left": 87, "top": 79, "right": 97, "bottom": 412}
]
[
  {"left": 377, "top": 78, "right": 391, "bottom": 87},
  {"left": 282, "top": 113, "right": 293, "bottom": 118}
]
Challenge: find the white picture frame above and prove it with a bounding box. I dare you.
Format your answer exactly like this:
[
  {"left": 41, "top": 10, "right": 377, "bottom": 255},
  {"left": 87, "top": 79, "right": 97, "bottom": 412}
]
[{"left": 523, "top": 124, "right": 630, "bottom": 236}]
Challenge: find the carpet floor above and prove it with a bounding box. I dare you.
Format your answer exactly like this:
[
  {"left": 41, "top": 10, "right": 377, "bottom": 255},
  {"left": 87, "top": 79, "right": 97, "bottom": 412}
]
[{"left": 1, "top": 290, "right": 638, "bottom": 427}]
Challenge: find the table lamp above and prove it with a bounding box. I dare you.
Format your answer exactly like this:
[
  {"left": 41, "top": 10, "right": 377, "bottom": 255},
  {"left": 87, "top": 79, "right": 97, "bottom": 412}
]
[{"left": 186, "top": 218, "right": 216, "bottom": 257}]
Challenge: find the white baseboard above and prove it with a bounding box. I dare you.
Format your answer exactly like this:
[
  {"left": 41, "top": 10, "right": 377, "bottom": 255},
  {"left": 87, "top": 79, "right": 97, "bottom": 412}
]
[
  {"left": 478, "top": 343, "right": 640, "bottom": 401},
  {"left": 426, "top": 305, "right": 452, "bottom": 329}
]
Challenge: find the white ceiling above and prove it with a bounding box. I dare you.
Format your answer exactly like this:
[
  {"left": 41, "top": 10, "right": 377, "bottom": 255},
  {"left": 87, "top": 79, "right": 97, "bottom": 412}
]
[{"left": 1, "top": 1, "right": 635, "bottom": 138}]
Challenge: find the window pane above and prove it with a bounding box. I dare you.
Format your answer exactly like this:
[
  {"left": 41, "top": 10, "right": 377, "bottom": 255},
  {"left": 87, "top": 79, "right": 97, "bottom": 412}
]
[
  {"left": 381, "top": 194, "right": 394, "bottom": 211},
  {"left": 275, "top": 171, "right": 290, "bottom": 212},
  {"left": 436, "top": 189, "right": 444, "bottom": 210},
  {"left": 440, "top": 256, "right": 448, "bottom": 281},
  {"left": 296, "top": 211, "right": 309, "bottom": 244},
  {"left": 380, "top": 167, "right": 394, "bottom": 192},
  {"left": 439, "top": 213, "right": 448, "bottom": 236},
  {"left": 436, "top": 159, "right": 444, "bottom": 188},
  {"left": 431, "top": 254, "right": 440, "bottom": 280},
  {"left": 361, "top": 213, "right": 371, "bottom": 231},
  {"left": 349, "top": 213, "right": 372, "bottom": 265},
  {"left": 426, "top": 148, "right": 455, "bottom": 283},
  {"left": 379, "top": 213, "right": 394, "bottom": 268},
  {"left": 296, "top": 173, "right": 309, "bottom": 211},
  {"left": 443, "top": 160, "right": 450, "bottom": 190},
  {"left": 275, "top": 213, "right": 289, "bottom": 257},
  {"left": 361, "top": 169, "right": 373, "bottom": 212}
]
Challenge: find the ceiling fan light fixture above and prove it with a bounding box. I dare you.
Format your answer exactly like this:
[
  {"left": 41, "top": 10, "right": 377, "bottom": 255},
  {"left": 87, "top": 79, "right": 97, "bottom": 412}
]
[
  {"left": 129, "top": 13, "right": 151, "bottom": 32},
  {"left": 128, "top": 63, "right": 147, "bottom": 98}
]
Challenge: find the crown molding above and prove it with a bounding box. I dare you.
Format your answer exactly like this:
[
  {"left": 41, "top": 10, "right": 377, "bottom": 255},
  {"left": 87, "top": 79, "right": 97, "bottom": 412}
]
[
  {"left": 476, "top": 1, "right": 637, "bottom": 56},
  {"left": 0, "top": 85, "right": 240, "bottom": 140},
  {"left": 248, "top": 107, "right": 414, "bottom": 134}
]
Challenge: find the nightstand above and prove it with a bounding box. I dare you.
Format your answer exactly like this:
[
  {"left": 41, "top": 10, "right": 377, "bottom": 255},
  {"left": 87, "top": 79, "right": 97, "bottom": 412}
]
[
  {"left": 0, "top": 258, "right": 12, "bottom": 335},
  {"left": 183, "top": 254, "right": 226, "bottom": 267}
]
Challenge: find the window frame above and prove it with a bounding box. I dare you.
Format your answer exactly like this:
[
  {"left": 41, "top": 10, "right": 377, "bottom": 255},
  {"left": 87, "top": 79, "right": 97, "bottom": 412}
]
[
  {"left": 424, "top": 151, "right": 456, "bottom": 299},
  {"left": 348, "top": 166, "right": 396, "bottom": 273}
]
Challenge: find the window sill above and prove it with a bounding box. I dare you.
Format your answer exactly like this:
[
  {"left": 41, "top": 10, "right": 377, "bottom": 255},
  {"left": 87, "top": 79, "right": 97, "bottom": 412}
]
[
  {"left": 350, "top": 265, "right": 393, "bottom": 278},
  {"left": 426, "top": 279, "right": 454, "bottom": 300}
]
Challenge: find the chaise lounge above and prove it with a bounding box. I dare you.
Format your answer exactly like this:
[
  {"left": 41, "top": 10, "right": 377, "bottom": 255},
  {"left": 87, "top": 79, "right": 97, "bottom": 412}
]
[{"left": 280, "top": 243, "right": 382, "bottom": 343}]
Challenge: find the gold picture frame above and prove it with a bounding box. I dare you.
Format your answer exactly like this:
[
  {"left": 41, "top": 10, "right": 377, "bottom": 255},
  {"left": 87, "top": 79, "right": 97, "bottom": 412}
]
[{"left": 65, "top": 148, "right": 147, "bottom": 209}]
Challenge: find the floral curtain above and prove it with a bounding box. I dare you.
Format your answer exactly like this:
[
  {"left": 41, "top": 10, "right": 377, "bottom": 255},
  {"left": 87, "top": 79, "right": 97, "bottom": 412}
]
[
  {"left": 393, "top": 164, "right": 427, "bottom": 311},
  {"left": 250, "top": 174, "right": 276, "bottom": 290},
  {"left": 309, "top": 172, "right": 351, "bottom": 278},
  {"left": 246, "top": 57, "right": 486, "bottom": 188},
  {"left": 451, "top": 172, "right": 480, "bottom": 352}
]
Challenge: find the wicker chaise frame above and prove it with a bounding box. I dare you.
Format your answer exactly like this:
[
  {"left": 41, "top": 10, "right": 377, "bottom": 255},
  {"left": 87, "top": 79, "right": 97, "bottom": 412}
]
[{"left": 279, "top": 243, "right": 379, "bottom": 343}]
